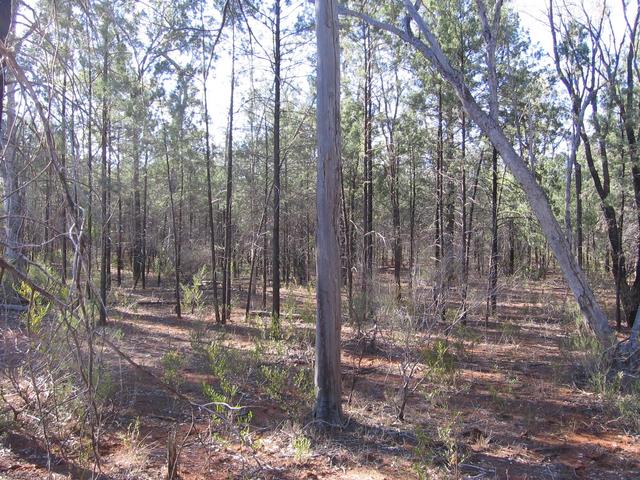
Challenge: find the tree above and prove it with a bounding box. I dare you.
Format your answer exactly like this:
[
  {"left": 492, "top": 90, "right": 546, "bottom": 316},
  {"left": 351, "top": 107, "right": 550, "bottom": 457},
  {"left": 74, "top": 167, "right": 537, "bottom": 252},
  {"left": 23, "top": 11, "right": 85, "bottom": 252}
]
[
  {"left": 339, "top": 1, "right": 615, "bottom": 347},
  {"left": 272, "top": 0, "right": 282, "bottom": 326},
  {"left": 314, "top": 0, "right": 343, "bottom": 425},
  {"left": 0, "top": 0, "right": 23, "bottom": 302}
]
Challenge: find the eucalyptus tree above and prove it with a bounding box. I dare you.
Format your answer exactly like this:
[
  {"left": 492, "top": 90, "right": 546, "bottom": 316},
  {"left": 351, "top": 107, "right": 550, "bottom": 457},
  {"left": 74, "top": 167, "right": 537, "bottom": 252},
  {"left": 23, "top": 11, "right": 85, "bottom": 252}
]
[
  {"left": 0, "top": 0, "right": 23, "bottom": 301},
  {"left": 548, "top": 1, "right": 640, "bottom": 330},
  {"left": 377, "top": 37, "right": 405, "bottom": 299},
  {"left": 200, "top": 0, "right": 227, "bottom": 323},
  {"left": 272, "top": 0, "right": 283, "bottom": 324},
  {"left": 314, "top": 0, "right": 343, "bottom": 425},
  {"left": 338, "top": 1, "right": 615, "bottom": 348}
]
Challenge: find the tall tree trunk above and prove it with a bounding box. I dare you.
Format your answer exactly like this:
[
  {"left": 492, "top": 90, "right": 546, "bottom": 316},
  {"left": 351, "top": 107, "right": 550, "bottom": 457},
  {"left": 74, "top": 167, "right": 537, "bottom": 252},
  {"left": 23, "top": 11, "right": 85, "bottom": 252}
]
[
  {"left": 433, "top": 84, "right": 444, "bottom": 318},
  {"left": 61, "top": 74, "right": 68, "bottom": 284},
  {"left": 487, "top": 147, "right": 498, "bottom": 320},
  {"left": 116, "top": 134, "right": 123, "bottom": 287},
  {"left": 99, "top": 37, "right": 109, "bottom": 326},
  {"left": 314, "top": 0, "right": 342, "bottom": 425},
  {"left": 132, "top": 119, "right": 143, "bottom": 288},
  {"left": 86, "top": 57, "right": 93, "bottom": 296},
  {"left": 142, "top": 150, "right": 148, "bottom": 289},
  {"left": 0, "top": 21, "right": 26, "bottom": 300},
  {"left": 409, "top": 150, "right": 416, "bottom": 292},
  {"left": 222, "top": 23, "right": 236, "bottom": 324},
  {"left": 201, "top": 2, "right": 221, "bottom": 323},
  {"left": 272, "top": 0, "right": 282, "bottom": 324},
  {"left": 575, "top": 160, "right": 583, "bottom": 268},
  {"left": 362, "top": 20, "right": 373, "bottom": 323},
  {"left": 163, "top": 127, "right": 181, "bottom": 319},
  {"left": 262, "top": 118, "right": 269, "bottom": 310}
]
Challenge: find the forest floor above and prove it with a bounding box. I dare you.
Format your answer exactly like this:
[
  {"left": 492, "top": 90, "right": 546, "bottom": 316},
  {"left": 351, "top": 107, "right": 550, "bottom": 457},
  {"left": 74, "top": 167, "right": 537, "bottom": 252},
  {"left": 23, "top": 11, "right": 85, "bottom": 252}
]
[{"left": 1, "top": 272, "right": 639, "bottom": 479}]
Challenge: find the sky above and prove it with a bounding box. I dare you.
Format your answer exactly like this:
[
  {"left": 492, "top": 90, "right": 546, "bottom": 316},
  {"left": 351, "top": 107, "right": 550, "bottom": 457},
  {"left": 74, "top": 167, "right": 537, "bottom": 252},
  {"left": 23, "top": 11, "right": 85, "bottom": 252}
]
[
  {"left": 205, "top": 0, "right": 634, "bottom": 146},
  {"left": 512, "top": 0, "right": 629, "bottom": 56}
]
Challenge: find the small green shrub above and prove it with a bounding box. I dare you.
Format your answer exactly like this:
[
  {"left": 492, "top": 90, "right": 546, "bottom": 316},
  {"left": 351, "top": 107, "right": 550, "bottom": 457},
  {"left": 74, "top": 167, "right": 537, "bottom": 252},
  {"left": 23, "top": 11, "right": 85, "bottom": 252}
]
[
  {"left": 615, "top": 380, "right": 640, "bottom": 434},
  {"left": 161, "top": 350, "right": 185, "bottom": 390},
  {"left": 15, "top": 281, "right": 50, "bottom": 334},
  {"left": 260, "top": 365, "right": 287, "bottom": 402},
  {"left": 292, "top": 434, "right": 311, "bottom": 460},
  {"left": 293, "top": 368, "right": 314, "bottom": 404},
  {"left": 499, "top": 321, "right": 521, "bottom": 344},
  {"left": 421, "top": 339, "right": 457, "bottom": 380},
  {"left": 181, "top": 266, "right": 207, "bottom": 314}
]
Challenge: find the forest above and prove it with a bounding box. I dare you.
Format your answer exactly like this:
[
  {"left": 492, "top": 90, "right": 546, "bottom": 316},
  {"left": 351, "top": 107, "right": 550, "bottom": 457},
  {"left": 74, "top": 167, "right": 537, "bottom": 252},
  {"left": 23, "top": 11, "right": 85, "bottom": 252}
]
[{"left": 0, "top": 0, "right": 639, "bottom": 478}]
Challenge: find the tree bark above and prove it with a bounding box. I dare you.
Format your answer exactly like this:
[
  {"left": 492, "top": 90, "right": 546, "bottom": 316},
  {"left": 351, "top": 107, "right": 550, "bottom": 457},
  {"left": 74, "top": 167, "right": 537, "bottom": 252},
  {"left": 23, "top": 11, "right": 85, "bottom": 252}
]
[
  {"left": 222, "top": 21, "right": 236, "bottom": 324},
  {"left": 314, "top": 0, "right": 343, "bottom": 425},
  {"left": 200, "top": 1, "right": 221, "bottom": 323},
  {"left": 362, "top": 20, "right": 373, "bottom": 323},
  {"left": 99, "top": 29, "right": 110, "bottom": 325},
  {"left": 163, "top": 126, "right": 181, "bottom": 319},
  {"left": 272, "top": 0, "right": 282, "bottom": 325}
]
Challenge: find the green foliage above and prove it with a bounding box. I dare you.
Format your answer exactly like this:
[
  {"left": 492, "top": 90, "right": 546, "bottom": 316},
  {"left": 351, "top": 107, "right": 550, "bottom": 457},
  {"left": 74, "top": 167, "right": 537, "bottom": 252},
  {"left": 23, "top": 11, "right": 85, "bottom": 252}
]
[
  {"left": 561, "top": 316, "right": 604, "bottom": 379},
  {"left": 292, "top": 434, "right": 311, "bottom": 460},
  {"left": 615, "top": 380, "right": 640, "bottom": 434},
  {"left": 260, "top": 365, "right": 287, "bottom": 402},
  {"left": 488, "top": 385, "right": 508, "bottom": 412},
  {"left": 421, "top": 339, "right": 457, "bottom": 380},
  {"left": 299, "top": 297, "right": 315, "bottom": 324},
  {"left": 161, "top": 350, "right": 185, "bottom": 390},
  {"left": 15, "top": 281, "right": 50, "bottom": 334},
  {"left": 412, "top": 414, "right": 466, "bottom": 479},
  {"left": 121, "top": 417, "right": 142, "bottom": 449},
  {"left": 498, "top": 321, "right": 521, "bottom": 345},
  {"left": 293, "top": 367, "right": 315, "bottom": 404},
  {"left": 181, "top": 265, "right": 206, "bottom": 314}
]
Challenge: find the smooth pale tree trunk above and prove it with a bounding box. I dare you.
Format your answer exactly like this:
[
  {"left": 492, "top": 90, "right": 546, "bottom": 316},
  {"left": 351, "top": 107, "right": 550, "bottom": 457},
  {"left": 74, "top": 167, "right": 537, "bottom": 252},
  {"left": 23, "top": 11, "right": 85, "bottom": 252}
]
[
  {"left": 314, "top": 0, "right": 343, "bottom": 425},
  {"left": 0, "top": 0, "right": 24, "bottom": 302},
  {"left": 1, "top": 75, "right": 26, "bottom": 301}
]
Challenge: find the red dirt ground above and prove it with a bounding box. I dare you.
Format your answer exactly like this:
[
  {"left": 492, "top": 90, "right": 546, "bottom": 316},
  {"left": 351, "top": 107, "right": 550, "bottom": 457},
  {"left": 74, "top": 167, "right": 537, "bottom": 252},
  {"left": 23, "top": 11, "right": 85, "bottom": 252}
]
[{"left": 1, "top": 274, "right": 639, "bottom": 479}]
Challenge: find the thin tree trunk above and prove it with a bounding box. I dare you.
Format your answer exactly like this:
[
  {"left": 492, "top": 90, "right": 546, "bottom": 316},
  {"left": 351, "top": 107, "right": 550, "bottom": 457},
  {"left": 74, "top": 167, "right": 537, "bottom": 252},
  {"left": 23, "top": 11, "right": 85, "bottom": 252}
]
[
  {"left": 272, "top": 0, "right": 282, "bottom": 324},
  {"left": 362, "top": 20, "right": 373, "bottom": 323},
  {"left": 201, "top": 2, "right": 221, "bottom": 323},
  {"left": 116, "top": 133, "right": 123, "bottom": 287},
  {"left": 163, "top": 127, "right": 181, "bottom": 319},
  {"left": 61, "top": 74, "right": 68, "bottom": 284},
  {"left": 409, "top": 150, "right": 416, "bottom": 292},
  {"left": 486, "top": 147, "right": 498, "bottom": 320},
  {"left": 86, "top": 57, "right": 93, "bottom": 296},
  {"left": 222, "top": 22, "right": 236, "bottom": 324},
  {"left": 142, "top": 150, "right": 148, "bottom": 289},
  {"left": 575, "top": 160, "right": 583, "bottom": 268},
  {"left": 262, "top": 119, "right": 269, "bottom": 310},
  {"left": 99, "top": 31, "right": 109, "bottom": 325}
]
